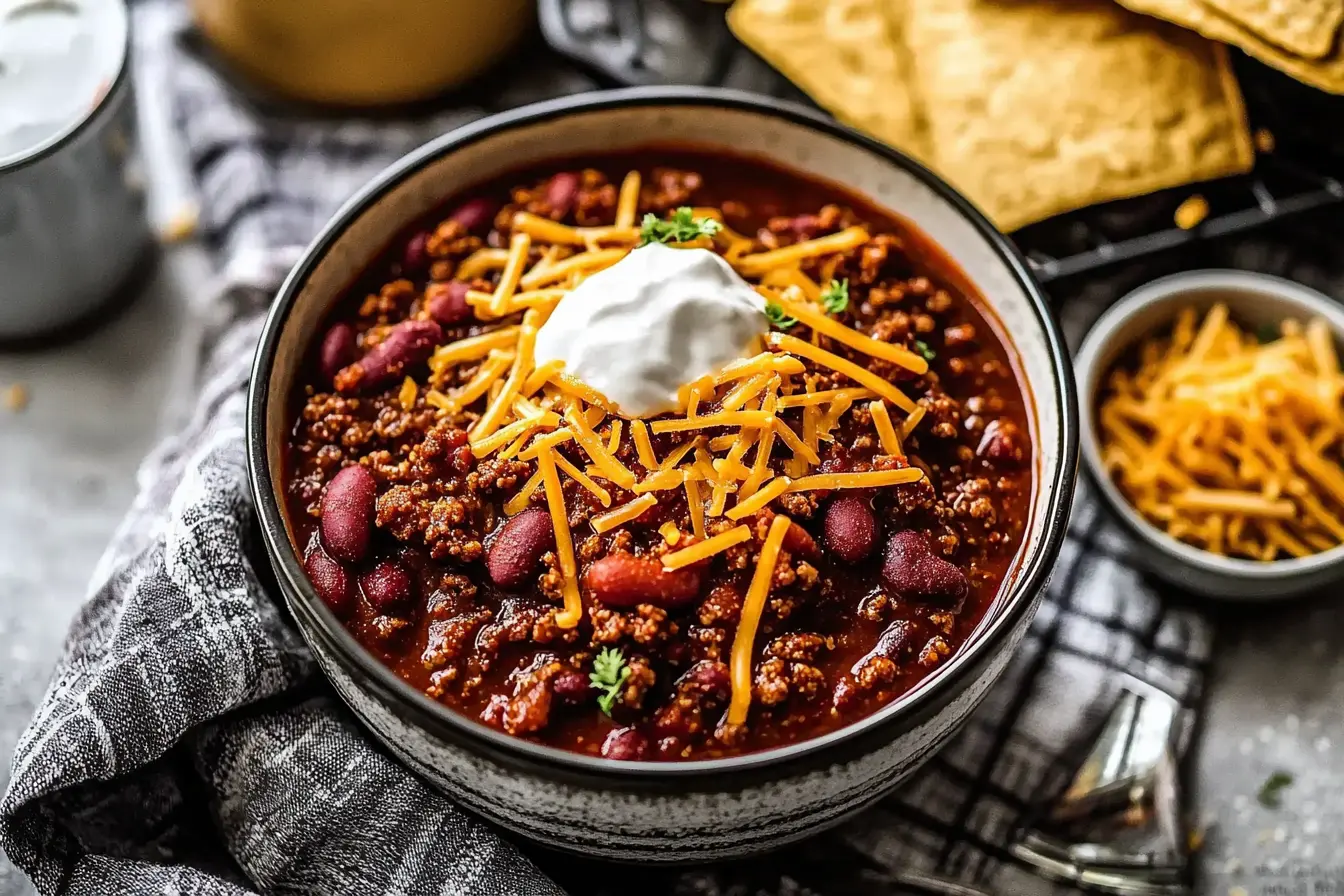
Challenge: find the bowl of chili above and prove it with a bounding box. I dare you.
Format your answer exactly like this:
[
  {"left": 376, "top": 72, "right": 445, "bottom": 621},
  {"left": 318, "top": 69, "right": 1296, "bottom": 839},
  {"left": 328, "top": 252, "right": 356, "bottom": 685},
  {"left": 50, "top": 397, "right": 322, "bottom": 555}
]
[{"left": 247, "top": 87, "right": 1077, "bottom": 862}]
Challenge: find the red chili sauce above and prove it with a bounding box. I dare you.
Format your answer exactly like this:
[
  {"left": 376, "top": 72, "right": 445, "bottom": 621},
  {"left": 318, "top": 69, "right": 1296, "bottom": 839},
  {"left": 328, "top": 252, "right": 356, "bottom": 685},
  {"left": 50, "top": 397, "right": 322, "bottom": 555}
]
[{"left": 284, "top": 149, "right": 1034, "bottom": 760}]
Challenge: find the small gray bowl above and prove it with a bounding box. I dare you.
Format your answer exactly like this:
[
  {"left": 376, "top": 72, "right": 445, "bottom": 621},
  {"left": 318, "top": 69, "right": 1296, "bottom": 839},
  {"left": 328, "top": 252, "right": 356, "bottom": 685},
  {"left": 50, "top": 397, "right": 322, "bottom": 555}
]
[{"left": 1075, "top": 270, "right": 1344, "bottom": 600}]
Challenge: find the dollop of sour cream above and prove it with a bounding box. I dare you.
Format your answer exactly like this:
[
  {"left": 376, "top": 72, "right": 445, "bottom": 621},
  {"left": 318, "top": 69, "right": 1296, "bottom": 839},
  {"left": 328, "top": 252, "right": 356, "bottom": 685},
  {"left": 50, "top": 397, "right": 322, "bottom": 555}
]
[{"left": 534, "top": 243, "right": 768, "bottom": 417}]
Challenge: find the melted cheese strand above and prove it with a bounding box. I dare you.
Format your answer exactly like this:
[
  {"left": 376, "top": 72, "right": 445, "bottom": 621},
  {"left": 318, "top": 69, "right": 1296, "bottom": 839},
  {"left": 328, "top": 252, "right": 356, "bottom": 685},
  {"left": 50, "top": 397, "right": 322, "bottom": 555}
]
[
  {"left": 455, "top": 247, "right": 510, "bottom": 281},
  {"left": 661, "top": 525, "right": 752, "bottom": 570},
  {"left": 651, "top": 410, "right": 773, "bottom": 434},
  {"left": 591, "top": 494, "right": 658, "bottom": 533},
  {"left": 777, "top": 387, "right": 876, "bottom": 408},
  {"left": 505, "top": 467, "right": 544, "bottom": 515},
  {"left": 631, "top": 419, "right": 658, "bottom": 468},
  {"left": 429, "top": 327, "right": 520, "bottom": 372},
  {"left": 769, "top": 332, "right": 918, "bottom": 412},
  {"left": 554, "top": 452, "right": 613, "bottom": 507},
  {"left": 868, "top": 400, "right": 903, "bottom": 457},
  {"left": 726, "top": 476, "right": 790, "bottom": 520},
  {"left": 520, "top": 248, "right": 628, "bottom": 289},
  {"left": 787, "top": 468, "right": 924, "bottom": 491},
  {"left": 728, "top": 514, "right": 793, "bottom": 725},
  {"left": 773, "top": 293, "right": 928, "bottom": 374},
  {"left": 470, "top": 310, "right": 539, "bottom": 441},
  {"left": 487, "top": 231, "right": 531, "bottom": 317},
  {"left": 564, "top": 405, "right": 637, "bottom": 488},
  {"left": 772, "top": 418, "right": 820, "bottom": 465},
  {"left": 536, "top": 448, "right": 582, "bottom": 628},
  {"left": 684, "top": 478, "right": 707, "bottom": 538},
  {"left": 615, "top": 171, "right": 641, "bottom": 229},
  {"left": 734, "top": 227, "right": 869, "bottom": 276},
  {"left": 440, "top": 350, "right": 515, "bottom": 412}
]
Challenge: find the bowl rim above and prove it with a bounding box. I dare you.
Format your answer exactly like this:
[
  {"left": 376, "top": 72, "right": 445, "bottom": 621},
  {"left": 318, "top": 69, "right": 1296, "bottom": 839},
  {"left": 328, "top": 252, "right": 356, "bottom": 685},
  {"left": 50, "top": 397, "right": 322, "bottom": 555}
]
[
  {"left": 247, "top": 85, "right": 1079, "bottom": 780},
  {"left": 1076, "top": 268, "right": 1344, "bottom": 581}
]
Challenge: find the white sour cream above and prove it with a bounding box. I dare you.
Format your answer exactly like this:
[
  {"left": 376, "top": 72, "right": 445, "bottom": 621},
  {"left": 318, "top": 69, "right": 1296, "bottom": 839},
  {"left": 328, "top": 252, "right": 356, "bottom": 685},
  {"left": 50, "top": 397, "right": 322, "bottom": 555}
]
[
  {"left": 534, "top": 243, "right": 768, "bottom": 417},
  {"left": 0, "top": 0, "right": 127, "bottom": 164}
]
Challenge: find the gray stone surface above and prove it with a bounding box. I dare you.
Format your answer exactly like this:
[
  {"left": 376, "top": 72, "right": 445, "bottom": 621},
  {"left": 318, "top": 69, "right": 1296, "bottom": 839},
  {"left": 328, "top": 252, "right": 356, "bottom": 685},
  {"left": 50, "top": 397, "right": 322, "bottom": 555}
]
[{"left": 1, "top": 248, "right": 1341, "bottom": 896}]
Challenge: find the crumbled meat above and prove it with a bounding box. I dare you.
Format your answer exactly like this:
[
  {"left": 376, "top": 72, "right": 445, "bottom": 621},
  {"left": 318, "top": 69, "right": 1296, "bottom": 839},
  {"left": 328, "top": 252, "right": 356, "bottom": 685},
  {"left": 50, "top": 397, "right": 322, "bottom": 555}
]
[{"left": 285, "top": 157, "right": 1034, "bottom": 761}]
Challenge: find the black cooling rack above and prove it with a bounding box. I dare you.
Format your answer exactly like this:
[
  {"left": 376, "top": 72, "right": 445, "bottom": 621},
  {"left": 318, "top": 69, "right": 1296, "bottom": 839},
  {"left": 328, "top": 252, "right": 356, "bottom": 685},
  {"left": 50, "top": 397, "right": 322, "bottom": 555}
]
[{"left": 538, "top": 0, "right": 1344, "bottom": 287}]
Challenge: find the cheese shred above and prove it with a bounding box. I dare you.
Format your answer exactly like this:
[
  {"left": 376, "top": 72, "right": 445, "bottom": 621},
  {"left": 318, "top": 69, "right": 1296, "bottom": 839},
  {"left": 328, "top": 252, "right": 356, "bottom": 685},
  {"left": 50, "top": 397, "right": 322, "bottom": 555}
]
[{"left": 727, "top": 514, "right": 793, "bottom": 725}]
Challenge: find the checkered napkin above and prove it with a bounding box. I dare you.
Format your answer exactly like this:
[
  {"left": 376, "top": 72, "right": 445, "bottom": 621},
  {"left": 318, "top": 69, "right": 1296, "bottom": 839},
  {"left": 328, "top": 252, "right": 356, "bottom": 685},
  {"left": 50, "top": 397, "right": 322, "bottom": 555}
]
[{"left": 0, "top": 2, "right": 1217, "bottom": 894}]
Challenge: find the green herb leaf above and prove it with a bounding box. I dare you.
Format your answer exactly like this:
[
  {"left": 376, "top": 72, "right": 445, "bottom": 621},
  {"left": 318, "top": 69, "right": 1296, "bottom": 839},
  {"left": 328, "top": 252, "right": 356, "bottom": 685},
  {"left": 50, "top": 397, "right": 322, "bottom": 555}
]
[
  {"left": 820, "top": 278, "right": 850, "bottom": 315},
  {"left": 765, "top": 303, "right": 798, "bottom": 329},
  {"left": 590, "top": 646, "right": 630, "bottom": 717},
  {"left": 637, "top": 207, "right": 722, "bottom": 246},
  {"left": 1256, "top": 322, "right": 1280, "bottom": 345},
  {"left": 1257, "top": 770, "right": 1294, "bottom": 808},
  {"left": 914, "top": 339, "right": 936, "bottom": 362}
]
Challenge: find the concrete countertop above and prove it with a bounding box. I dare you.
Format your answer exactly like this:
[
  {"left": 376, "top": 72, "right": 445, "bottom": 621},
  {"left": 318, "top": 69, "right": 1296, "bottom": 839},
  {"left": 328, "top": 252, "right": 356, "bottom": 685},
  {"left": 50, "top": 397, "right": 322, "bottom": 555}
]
[{"left": 1, "top": 245, "right": 1341, "bottom": 896}]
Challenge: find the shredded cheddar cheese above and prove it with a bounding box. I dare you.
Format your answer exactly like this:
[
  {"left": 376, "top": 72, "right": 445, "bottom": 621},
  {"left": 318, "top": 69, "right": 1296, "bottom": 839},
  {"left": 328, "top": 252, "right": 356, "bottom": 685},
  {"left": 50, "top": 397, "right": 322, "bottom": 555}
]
[
  {"left": 659, "top": 521, "right": 681, "bottom": 546},
  {"left": 734, "top": 227, "right": 869, "bottom": 276},
  {"left": 591, "top": 494, "right": 658, "bottom": 533},
  {"left": 553, "top": 452, "right": 612, "bottom": 507},
  {"left": 401, "top": 175, "right": 956, "bottom": 634},
  {"left": 1099, "top": 303, "right": 1344, "bottom": 560},
  {"left": 788, "top": 468, "right": 924, "bottom": 491},
  {"left": 631, "top": 419, "right": 658, "bottom": 468},
  {"left": 769, "top": 333, "right": 918, "bottom": 412},
  {"left": 725, "top": 476, "right": 791, "bottom": 520},
  {"left": 535, "top": 447, "right": 583, "bottom": 628},
  {"left": 661, "top": 525, "right": 752, "bottom": 570},
  {"left": 728, "top": 514, "right": 793, "bottom": 725},
  {"left": 685, "top": 478, "right": 707, "bottom": 538},
  {"left": 868, "top": 400, "right": 903, "bottom": 457}
]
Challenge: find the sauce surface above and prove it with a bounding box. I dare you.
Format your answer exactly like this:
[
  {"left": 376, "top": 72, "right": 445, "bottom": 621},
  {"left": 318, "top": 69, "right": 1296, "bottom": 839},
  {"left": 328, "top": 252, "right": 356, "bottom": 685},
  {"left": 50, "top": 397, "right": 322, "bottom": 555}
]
[{"left": 285, "top": 149, "right": 1035, "bottom": 760}]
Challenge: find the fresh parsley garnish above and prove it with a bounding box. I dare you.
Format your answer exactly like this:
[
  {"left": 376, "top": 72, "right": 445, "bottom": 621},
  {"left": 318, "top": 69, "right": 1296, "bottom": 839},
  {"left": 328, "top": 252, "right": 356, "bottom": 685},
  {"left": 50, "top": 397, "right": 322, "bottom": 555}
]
[
  {"left": 820, "top": 278, "right": 849, "bottom": 315},
  {"left": 914, "top": 340, "right": 936, "bottom": 361},
  {"left": 1256, "top": 322, "right": 1280, "bottom": 345},
  {"left": 1257, "top": 770, "right": 1294, "bottom": 808},
  {"left": 590, "top": 647, "right": 630, "bottom": 716},
  {"left": 638, "top": 207, "right": 722, "bottom": 246},
  {"left": 765, "top": 303, "right": 797, "bottom": 329}
]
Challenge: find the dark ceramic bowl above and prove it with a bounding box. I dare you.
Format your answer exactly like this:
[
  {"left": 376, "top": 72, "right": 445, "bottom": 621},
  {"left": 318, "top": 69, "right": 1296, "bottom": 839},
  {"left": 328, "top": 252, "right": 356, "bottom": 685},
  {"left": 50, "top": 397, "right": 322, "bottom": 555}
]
[{"left": 247, "top": 87, "right": 1078, "bottom": 863}]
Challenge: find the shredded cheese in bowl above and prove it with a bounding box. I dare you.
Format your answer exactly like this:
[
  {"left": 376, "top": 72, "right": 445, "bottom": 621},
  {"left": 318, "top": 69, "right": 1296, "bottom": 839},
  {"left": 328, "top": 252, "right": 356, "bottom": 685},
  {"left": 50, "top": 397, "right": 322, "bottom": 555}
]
[{"left": 1098, "top": 302, "right": 1344, "bottom": 561}]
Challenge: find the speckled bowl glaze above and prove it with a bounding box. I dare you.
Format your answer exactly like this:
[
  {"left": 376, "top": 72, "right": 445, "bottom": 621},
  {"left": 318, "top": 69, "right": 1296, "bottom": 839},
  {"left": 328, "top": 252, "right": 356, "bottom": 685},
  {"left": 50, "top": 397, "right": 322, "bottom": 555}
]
[{"left": 247, "top": 88, "right": 1078, "bottom": 862}]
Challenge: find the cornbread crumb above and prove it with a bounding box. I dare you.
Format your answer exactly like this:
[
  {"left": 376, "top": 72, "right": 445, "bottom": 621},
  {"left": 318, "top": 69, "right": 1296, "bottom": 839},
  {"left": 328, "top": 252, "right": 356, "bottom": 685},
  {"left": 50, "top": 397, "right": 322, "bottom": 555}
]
[
  {"left": 4, "top": 383, "right": 28, "bottom": 412},
  {"left": 1254, "top": 128, "right": 1275, "bottom": 153},
  {"left": 1174, "top": 195, "right": 1209, "bottom": 230},
  {"left": 160, "top": 204, "right": 200, "bottom": 244}
]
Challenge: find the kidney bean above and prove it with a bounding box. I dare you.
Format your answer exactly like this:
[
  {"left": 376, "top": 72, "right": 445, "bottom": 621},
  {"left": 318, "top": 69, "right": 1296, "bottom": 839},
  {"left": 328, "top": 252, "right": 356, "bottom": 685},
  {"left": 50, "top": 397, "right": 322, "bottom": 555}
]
[
  {"left": 318, "top": 323, "right": 356, "bottom": 384},
  {"left": 678, "top": 660, "right": 730, "bottom": 700},
  {"left": 584, "top": 552, "right": 702, "bottom": 608},
  {"left": 552, "top": 670, "right": 590, "bottom": 707},
  {"left": 402, "top": 231, "right": 429, "bottom": 272},
  {"left": 545, "top": 172, "right": 580, "bottom": 216},
  {"left": 360, "top": 560, "right": 412, "bottom": 613},
  {"left": 601, "top": 727, "right": 650, "bottom": 760},
  {"left": 425, "top": 281, "right": 472, "bottom": 326},
  {"left": 823, "top": 495, "right": 878, "bottom": 562},
  {"left": 882, "top": 530, "right": 968, "bottom": 608},
  {"left": 305, "top": 550, "right": 353, "bottom": 617},
  {"left": 340, "top": 319, "right": 442, "bottom": 392},
  {"left": 320, "top": 464, "right": 377, "bottom": 563},
  {"left": 487, "top": 508, "right": 556, "bottom": 591},
  {"left": 977, "top": 418, "right": 1026, "bottom": 467},
  {"left": 449, "top": 197, "right": 498, "bottom": 234}
]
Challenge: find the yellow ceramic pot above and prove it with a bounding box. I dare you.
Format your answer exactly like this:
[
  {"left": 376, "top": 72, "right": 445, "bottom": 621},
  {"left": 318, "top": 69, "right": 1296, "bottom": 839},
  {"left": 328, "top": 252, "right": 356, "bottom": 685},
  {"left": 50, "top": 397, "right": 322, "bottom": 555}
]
[{"left": 191, "top": 0, "right": 535, "bottom": 106}]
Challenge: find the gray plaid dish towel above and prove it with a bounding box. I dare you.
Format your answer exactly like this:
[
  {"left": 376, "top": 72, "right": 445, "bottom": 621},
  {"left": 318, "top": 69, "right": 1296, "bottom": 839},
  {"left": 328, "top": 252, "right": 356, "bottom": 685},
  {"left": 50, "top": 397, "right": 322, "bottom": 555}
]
[{"left": 0, "top": 2, "right": 1222, "bottom": 894}]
